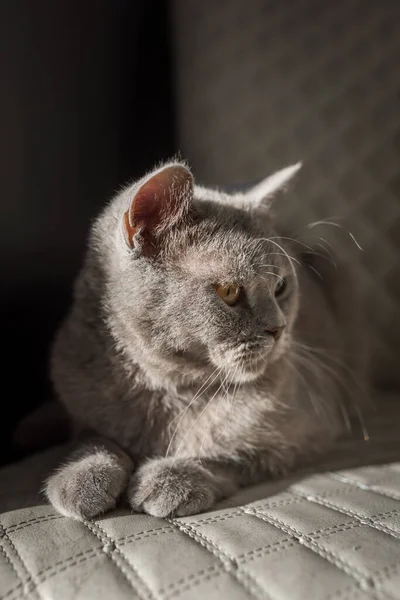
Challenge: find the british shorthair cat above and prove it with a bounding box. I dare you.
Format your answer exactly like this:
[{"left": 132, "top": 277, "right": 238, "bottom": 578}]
[{"left": 45, "top": 160, "right": 367, "bottom": 518}]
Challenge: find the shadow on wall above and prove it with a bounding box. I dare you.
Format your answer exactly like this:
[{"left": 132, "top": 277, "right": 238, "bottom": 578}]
[{"left": 1, "top": 0, "right": 176, "bottom": 466}]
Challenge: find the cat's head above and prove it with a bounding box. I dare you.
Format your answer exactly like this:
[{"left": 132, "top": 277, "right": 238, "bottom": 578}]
[{"left": 103, "top": 160, "right": 302, "bottom": 385}]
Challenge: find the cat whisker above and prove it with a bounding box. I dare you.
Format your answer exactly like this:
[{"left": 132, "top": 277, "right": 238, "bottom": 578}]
[
  {"left": 293, "top": 341, "right": 365, "bottom": 391},
  {"left": 199, "top": 365, "right": 237, "bottom": 455},
  {"left": 249, "top": 262, "right": 277, "bottom": 270},
  {"left": 256, "top": 268, "right": 286, "bottom": 281},
  {"left": 165, "top": 364, "right": 223, "bottom": 459},
  {"left": 266, "top": 239, "right": 299, "bottom": 283},
  {"left": 227, "top": 364, "right": 240, "bottom": 421},
  {"left": 284, "top": 356, "right": 328, "bottom": 420},
  {"left": 310, "top": 244, "right": 338, "bottom": 269},
  {"left": 263, "top": 390, "right": 290, "bottom": 412},
  {"left": 268, "top": 236, "right": 315, "bottom": 254},
  {"left": 291, "top": 342, "right": 368, "bottom": 438},
  {"left": 256, "top": 349, "right": 268, "bottom": 366},
  {"left": 166, "top": 364, "right": 222, "bottom": 430},
  {"left": 339, "top": 403, "right": 353, "bottom": 433},
  {"left": 250, "top": 237, "right": 302, "bottom": 271},
  {"left": 305, "top": 219, "right": 363, "bottom": 251},
  {"left": 267, "top": 252, "right": 302, "bottom": 267},
  {"left": 348, "top": 232, "right": 363, "bottom": 251},
  {"left": 171, "top": 368, "right": 231, "bottom": 464},
  {"left": 307, "top": 264, "right": 323, "bottom": 280},
  {"left": 214, "top": 362, "right": 243, "bottom": 445},
  {"left": 315, "top": 236, "right": 335, "bottom": 253},
  {"left": 354, "top": 404, "right": 370, "bottom": 442}
]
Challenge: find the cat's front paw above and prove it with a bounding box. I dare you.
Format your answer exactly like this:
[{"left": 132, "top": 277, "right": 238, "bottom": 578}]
[
  {"left": 128, "top": 458, "right": 218, "bottom": 518},
  {"left": 45, "top": 453, "right": 130, "bottom": 519}
]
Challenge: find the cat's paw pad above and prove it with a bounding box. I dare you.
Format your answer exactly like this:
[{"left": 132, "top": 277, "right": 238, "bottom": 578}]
[
  {"left": 45, "top": 454, "right": 129, "bottom": 519},
  {"left": 128, "top": 459, "right": 217, "bottom": 518}
]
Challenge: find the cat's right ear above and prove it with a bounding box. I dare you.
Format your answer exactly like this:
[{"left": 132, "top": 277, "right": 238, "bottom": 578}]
[
  {"left": 123, "top": 163, "right": 193, "bottom": 254},
  {"left": 244, "top": 163, "right": 302, "bottom": 209}
]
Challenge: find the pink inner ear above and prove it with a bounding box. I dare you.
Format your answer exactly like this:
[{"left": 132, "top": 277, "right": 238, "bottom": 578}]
[
  {"left": 129, "top": 165, "right": 193, "bottom": 233},
  {"left": 132, "top": 179, "right": 164, "bottom": 228}
]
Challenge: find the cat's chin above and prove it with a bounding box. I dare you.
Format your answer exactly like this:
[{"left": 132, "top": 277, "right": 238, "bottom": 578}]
[
  {"left": 209, "top": 347, "right": 271, "bottom": 384},
  {"left": 217, "top": 360, "right": 267, "bottom": 384},
  {"left": 231, "top": 369, "right": 264, "bottom": 383}
]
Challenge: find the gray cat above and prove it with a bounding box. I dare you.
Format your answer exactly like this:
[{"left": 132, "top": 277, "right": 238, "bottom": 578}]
[{"left": 45, "top": 160, "right": 366, "bottom": 519}]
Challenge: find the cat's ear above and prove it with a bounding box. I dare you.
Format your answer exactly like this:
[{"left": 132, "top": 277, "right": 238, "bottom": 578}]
[
  {"left": 123, "top": 163, "right": 193, "bottom": 252},
  {"left": 243, "top": 162, "right": 302, "bottom": 208}
]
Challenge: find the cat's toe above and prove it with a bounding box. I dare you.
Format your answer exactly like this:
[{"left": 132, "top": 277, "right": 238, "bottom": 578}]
[
  {"left": 128, "top": 458, "right": 217, "bottom": 518},
  {"left": 45, "top": 456, "right": 129, "bottom": 519}
]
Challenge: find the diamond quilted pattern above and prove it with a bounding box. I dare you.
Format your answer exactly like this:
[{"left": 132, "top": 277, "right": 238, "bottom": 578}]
[{"left": 2, "top": 459, "right": 400, "bottom": 599}]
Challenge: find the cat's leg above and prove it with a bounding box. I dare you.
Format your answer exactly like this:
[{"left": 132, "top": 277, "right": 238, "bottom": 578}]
[
  {"left": 45, "top": 438, "right": 133, "bottom": 519},
  {"left": 128, "top": 457, "right": 243, "bottom": 518}
]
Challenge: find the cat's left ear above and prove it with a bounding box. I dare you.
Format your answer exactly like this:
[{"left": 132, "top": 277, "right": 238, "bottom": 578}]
[
  {"left": 243, "top": 162, "right": 302, "bottom": 208},
  {"left": 123, "top": 163, "right": 193, "bottom": 252}
]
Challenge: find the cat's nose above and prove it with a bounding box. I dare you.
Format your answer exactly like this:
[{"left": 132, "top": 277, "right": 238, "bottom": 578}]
[{"left": 266, "top": 326, "right": 285, "bottom": 341}]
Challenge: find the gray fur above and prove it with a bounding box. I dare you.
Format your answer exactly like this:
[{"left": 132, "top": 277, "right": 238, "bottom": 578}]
[
  {"left": 45, "top": 440, "right": 133, "bottom": 518},
  {"left": 45, "top": 160, "right": 367, "bottom": 519},
  {"left": 128, "top": 457, "right": 236, "bottom": 517}
]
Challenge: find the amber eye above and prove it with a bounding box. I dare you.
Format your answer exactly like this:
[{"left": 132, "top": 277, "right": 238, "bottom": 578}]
[{"left": 216, "top": 283, "right": 241, "bottom": 306}]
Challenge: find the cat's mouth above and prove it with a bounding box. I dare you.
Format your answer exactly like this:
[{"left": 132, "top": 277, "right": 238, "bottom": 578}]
[{"left": 208, "top": 342, "right": 274, "bottom": 383}]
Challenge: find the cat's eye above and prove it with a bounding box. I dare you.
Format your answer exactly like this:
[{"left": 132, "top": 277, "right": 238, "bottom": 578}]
[
  {"left": 216, "top": 283, "right": 241, "bottom": 306},
  {"left": 275, "top": 277, "right": 287, "bottom": 297}
]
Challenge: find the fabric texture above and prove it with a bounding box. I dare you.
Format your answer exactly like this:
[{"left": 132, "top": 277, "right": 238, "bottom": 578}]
[{"left": 1, "top": 396, "right": 400, "bottom": 600}]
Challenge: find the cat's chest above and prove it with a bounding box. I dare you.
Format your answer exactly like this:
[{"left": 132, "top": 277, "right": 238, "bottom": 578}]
[
  {"left": 152, "top": 389, "right": 278, "bottom": 459},
  {"left": 164, "top": 396, "right": 233, "bottom": 458},
  {"left": 88, "top": 380, "right": 278, "bottom": 458},
  {"left": 107, "top": 391, "right": 250, "bottom": 457}
]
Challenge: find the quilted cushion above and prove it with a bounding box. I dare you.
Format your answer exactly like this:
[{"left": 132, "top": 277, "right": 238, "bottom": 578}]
[{"left": 1, "top": 396, "right": 400, "bottom": 600}]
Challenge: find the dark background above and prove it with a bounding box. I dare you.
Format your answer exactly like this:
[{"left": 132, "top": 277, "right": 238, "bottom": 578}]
[{"left": 1, "top": 0, "right": 176, "bottom": 465}]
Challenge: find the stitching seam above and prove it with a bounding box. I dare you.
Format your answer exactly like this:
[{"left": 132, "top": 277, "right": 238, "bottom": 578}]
[
  {"left": 326, "top": 557, "right": 400, "bottom": 599},
  {"left": 329, "top": 473, "right": 400, "bottom": 501},
  {"left": 0, "top": 526, "right": 40, "bottom": 600},
  {"left": 36, "top": 546, "right": 102, "bottom": 578},
  {"left": 116, "top": 526, "right": 176, "bottom": 545},
  {"left": 1, "top": 527, "right": 177, "bottom": 598},
  {"left": 247, "top": 510, "right": 368, "bottom": 584},
  {"left": 291, "top": 489, "right": 400, "bottom": 544},
  {"left": 81, "top": 519, "right": 157, "bottom": 600},
  {"left": 159, "top": 564, "right": 224, "bottom": 596},
  {"left": 0, "top": 544, "right": 25, "bottom": 600},
  {"left": 239, "top": 515, "right": 363, "bottom": 561},
  {"left": 244, "top": 510, "right": 358, "bottom": 539},
  {"left": 291, "top": 485, "right": 400, "bottom": 521},
  {"left": 185, "top": 484, "right": 355, "bottom": 527},
  {"left": 5, "top": 515, "right": 63, "bottom": 534},
  {"left": 38, "top": 548, "right": 102, "bottom": 579},
  {"left": 163, "top": 567, "right": 223, "bottom": 599},
  {"left": 238, "top": 540, "right": 296, "bottom": 564},
  {"left": 3, "top": 547, "right": 104, "bottom": 599},
  {"left": 168, "top": 518, "right": 272, "bottom": 600}
]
